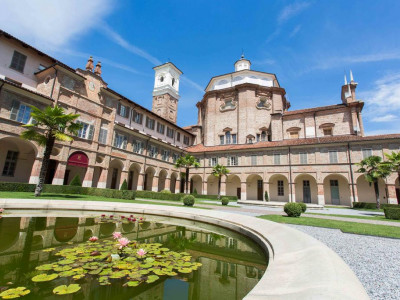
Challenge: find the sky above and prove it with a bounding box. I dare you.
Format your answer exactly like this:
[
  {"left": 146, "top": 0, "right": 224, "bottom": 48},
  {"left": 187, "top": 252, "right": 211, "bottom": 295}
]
[{"left": 1, "top": 0, "right": 400, "bottom": 135}]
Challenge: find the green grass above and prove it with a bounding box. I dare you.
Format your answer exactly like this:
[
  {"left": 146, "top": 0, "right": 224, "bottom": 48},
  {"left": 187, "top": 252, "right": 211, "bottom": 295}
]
[
  {"left": 306, "top": 213, "right": 400, "bottom": 223},
  {"left": 0, "top": 192, "right": 210, "bottom": 209},
  {"left": 259, "top": 215, "right": 400, "bottom": 239}
]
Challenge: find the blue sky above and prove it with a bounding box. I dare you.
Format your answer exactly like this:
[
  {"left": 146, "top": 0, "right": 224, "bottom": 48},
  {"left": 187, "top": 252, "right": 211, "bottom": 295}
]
[{"left": 1, "top": 0, "right": 400, "bottom": 135}]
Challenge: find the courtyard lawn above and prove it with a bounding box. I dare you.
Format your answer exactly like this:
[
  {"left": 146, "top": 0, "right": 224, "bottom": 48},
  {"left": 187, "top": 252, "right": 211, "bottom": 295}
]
[
  {"left": 259, "top": 215, "right": 400, "bottom": 239},
  {"left": 305, "top": 213, "right": 400, "bottom": 223},
  {"left": 0, "top": 191, "right": 210, "bottom": 209}
]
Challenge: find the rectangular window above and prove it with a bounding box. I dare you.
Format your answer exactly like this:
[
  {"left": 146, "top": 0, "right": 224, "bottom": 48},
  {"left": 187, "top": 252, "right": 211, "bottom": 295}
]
[
  {"left": 133, "top": 140, "right": 144, "bottom": 154},
  {"left": 277, "top": 180, "right": 284, "bottom": 196},
  {"left": 227, "top": 156, "right": 238, "bottom": 166},
  {"left": 209, "top": 157, "right": 218, "bottom": 167},
  {"left": 362, "top": 148, "right": 372, "bottom": 159},
  {"left": 161, "top": 149, "right": 170, "bottom": 161},
  {"left": 132, "top": 110, "right": 143, "bottom": 124},
  {"left": 232, "top": 134, "right": 237, "bottom": 144},
  {"left": 323, "top": 128, "right": 333, "bottom": 136},
  {"left": 10, "top": 100, "right": 32, "bottom": 124},
  {"left": 251, "top": 155, "right": 257, "bottom": 166},
  {"left": 98, "top": 127, "right": 108, "bottom": 144},
  {"left": 274, "top": 153, "right": 281, "bottom": 165},
  {"left": 329, "top": 150, "right": 338, "bottom": 163},
  {"left": 166, "top": 127, "right": 175, "bottom": 138},
  {"left": 147, "top": 145, "right": 158, "bottom": 158},
  {"left": 145, "top": 117, "right": 155, "bottom": 130},
  {"left": 183, "top": 136, "right": 190, "bottom": 145},
  {"left": 220, "top": 135, "right": 224, "bottom": 145},
  {"left": 226, "top": 132, "right": 231, "bottom": 144},
  {"left": 300, "top": 152, "right": 307, "bottom": 164},
  {"left": 176, "top": 132, "right": 181, "bottom": 142},
  {"left": 256, "top": 134, "right": 260, "bottom": 142},
  {"left": 10, "top": 51, "right": 27, "bottom": 73},
  {"left": 113, "top": 132, "right": 127, "bottom": 149},
  {"left": 172, "top": 153, "right": 179, "bottom": 163},
  {"left": 157, "top": 122, "right": 165, "bottom": 134},
  {"left": 117, "top": 103, "right": 129, "bottom": 118},
  {"left": 77, "top": 121, "right": 94, "bottom": 140},
  {"left": 290, "top": 131, "right": 299, "bottom": 139},
  {"left": 2, "top": 151, "right": 18, "bottom": 176}
]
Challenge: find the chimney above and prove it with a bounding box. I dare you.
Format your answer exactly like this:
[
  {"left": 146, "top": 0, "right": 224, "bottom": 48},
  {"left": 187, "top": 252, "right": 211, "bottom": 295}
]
[
  {"left": 85, "top": 56, "right": 94, "bottom": 71},
  {"left": 94, "top": 61, "right": 102, "bottom": 76}
]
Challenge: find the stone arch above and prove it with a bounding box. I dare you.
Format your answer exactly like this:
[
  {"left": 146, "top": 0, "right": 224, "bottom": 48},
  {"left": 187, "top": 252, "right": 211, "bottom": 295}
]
[
  {"left": 226, "top": 174, "right": 241, "bottom": 198},
  {"left": 0, "top": 136, "right": 38, "bottom": 183},
  {"left": 83, "top": 229, "right": 93, "bottom": 241},
  {"left": 32, "top": 235, "right": 44, "bottom": 250},
  {"left": 107, "top": 159, "right": 124, "bottom": 189},
  {"left": 100, "top": 222, "right": 116, "bottom": 237},
  {"left": 158, "top": 169, "right": 168, "bottom": 192},
  {"left": 54, "top": 218, "right": 79, "bottom": 243},
  {"left": 190, "top": 174, "right": 203, "bottom": 194},
  {"left": 170, "top": 172, "right": 179, "bottom": 193},
  {"left": 268, "top": 174, "right": 289, "bottom": 202},
  {"left": 65, "top": 151, "right": 89, "bottom": 185},
  {"left": 356, "top": 175, "right": 388, "bottom": 204},
  {"left": 144, "top": 167, "right": 156, "bottom": 191},
  {"left": 128, "top": 162, "right": 141, "bottom": 190},
  {"left": 207, "top": 174, "right": 218, "bottom": 196},
  {"left": 323, "top": 174, "right": 351, "bottom": 206},
  {"left": 246, "top": 174, "right": 263, "bottom": 200},
  {"left": 294, "top": 174, "right": 318, "bottom": 204}
]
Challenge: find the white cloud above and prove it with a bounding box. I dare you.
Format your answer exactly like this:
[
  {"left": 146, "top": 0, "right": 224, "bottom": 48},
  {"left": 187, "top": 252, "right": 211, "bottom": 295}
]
[
  {"left": 278, "top": 2, "right": 311, "bottom": 24},
  {"left": 0, "top": 0, "right": 113, "bottom": 50},
  {"left": 289, "top": 25, "right": 302, "bottom": 38},
  {"left": 365, "top": 129, "right": 400, "bottom": 136},
  {"left": 370, "top": 114, "right": 398, "bottom": 122}
]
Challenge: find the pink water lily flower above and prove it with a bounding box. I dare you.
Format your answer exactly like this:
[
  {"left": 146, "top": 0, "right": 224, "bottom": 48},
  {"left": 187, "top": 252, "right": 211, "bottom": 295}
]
[
  {"left": 112, "top": 232, "right": 122, "bottom": 239},
  {"left": 136, "top": 248, "right": 147, "bottom": 257},
  {"left": 0, "top": 208, "right": 4, "bottom": 213},
  {"left": 89, "top": 236, "right": 98, "bottom": 242},
  {"left": 117, "top": 237, "right": 130, "bottom": 249}
]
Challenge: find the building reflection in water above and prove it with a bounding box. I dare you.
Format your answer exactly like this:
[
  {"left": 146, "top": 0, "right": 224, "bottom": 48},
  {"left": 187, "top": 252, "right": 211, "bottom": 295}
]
[{"left": 0, "top": 215, "right": 267, "bottom": 300}]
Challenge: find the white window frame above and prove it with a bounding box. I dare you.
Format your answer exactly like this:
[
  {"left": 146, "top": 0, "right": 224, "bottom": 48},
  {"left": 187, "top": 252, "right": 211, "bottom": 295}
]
[
  {"left": 161, "top": 149, "right": 170, "bottom": 161},
  {"left": 113, "top": 132, "right": 127, "bottom": 150},
  {"left": 10, "top": 100, "right": 32, "bottom": 124},
  {"left": 209, "top": 157, "right": 218, "bottom": 167},
  {"left": 132, "top": 110, "right": 143, "bottom": 124},
  {"left": 145, "top": 116, "right": 155, "bottom": 130},
  {"left": 227, "top": 156, "right": 238, "bottom": 166},
  {"left": 133, "top": 140, "right": 144, "bottom": 154},
  {"left": 148, "top": 145, "right": 158, "bottom": 158},
  {"left": 98, "top": 127, "right": 108, "bottom": 144},
  {"left": 157, "top": 122, "right": 165, "bottom": 134},
  {"left": 77, "top": 120, "right": 94, "bottom": 140},
  {"left": 329, "top": 150, "right": 338, "bottom": 164}
]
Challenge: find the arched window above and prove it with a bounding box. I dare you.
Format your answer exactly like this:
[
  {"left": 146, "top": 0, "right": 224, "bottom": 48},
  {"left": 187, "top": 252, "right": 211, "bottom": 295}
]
[
  {"left": 172, "top": 78, "right": 175, "bottom": 86},
  {"left": 225, "top": 131, "right": 231, "bottom": 144}
]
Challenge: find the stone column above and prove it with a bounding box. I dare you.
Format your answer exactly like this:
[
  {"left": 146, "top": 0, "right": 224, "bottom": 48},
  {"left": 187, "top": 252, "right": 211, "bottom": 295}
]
[
  {"left": 165, "top": 177, "right": 171, "bottom": 192},
  {"left": 119, "top": 171, "right": 128, "bottom": 189},
  {"left": 175, "top": 179, "right": 181, "bottom": 194},
  {"left": 290, "top": 183, "right": 296, "bottom": 202},
  {"left": 241, "top": 181, "right": 247, "bottom": 201},
  {"left": 152, "top": 176, "right": 159, "bottom": 192},
  {"left": 220, "top": 177, "right": 226, "bottom": 196},
  {"left": 52, "top": 162, "right": 67, "bottom": 185},
  {"left": 137, "top": 173, "right": 145, "bottom": 191},
  {"left": 29, "top": 158, "right": 41, "bottom": 184},
  {"left": 387, "top": 184, "right": 398, "bottom": 204},
  {"left": 350, "top": 182, "right": 358, "bottom": 206},
  {"left": 317, "top": 183, "right": 325, "bottom": 205},
  {"left": 97, "top": 168, "right": 107, "bottom": 188},
  {"left": 263, "top": 182, "right": 269, "bottom": 202},
  {"left": 82, "top": 166, "right": 94, "bottom": 187}
]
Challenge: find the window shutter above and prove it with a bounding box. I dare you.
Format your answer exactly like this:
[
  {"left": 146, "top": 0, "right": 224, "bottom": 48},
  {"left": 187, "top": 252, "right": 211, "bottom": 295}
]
[
  {"left": 88, "top": 125, "right": 94, "bottom": 140},
  {"left": 10, "top": 100, "right": 20, "bottom": 121},
  {"left": 117, "top": 102, "right": 121, "bottom": 115},
  {"left": 125, "top": 107, "right": 130, "bottom": 118}
]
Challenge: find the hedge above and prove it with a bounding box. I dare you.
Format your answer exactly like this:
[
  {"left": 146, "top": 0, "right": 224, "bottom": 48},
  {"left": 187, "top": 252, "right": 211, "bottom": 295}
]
[
  {"left": 135, "top": 190, "right": 183, "bottom": 201},
  {"left": 191, "top": 194, "right": 238, "bottom": 201},
  {"left": 383, "top": 207, "right": 400, "bottom": 220},
  {"left": 353, "top": 202, "right": 399, "bottom": 210},
  {"left": 0, "top": 182, "right": 36, "bottom": 192}
]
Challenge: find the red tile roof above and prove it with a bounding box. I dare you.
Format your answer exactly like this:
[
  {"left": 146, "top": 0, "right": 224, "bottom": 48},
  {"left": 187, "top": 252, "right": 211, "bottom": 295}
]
[{"left": 186, "top": 134, "right": 400, "bottom": 153}]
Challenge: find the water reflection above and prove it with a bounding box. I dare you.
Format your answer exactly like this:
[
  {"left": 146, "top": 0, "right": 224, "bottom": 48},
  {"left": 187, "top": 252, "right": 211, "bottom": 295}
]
[{"left": 0, "top": 214, "right": 267, "bottom": 300}]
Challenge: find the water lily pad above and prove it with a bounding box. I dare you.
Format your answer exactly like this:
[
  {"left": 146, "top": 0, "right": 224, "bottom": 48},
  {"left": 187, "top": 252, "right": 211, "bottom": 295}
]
[
  {"left": 53, "top": 284, "right": 81, "bottom": 295},
  {"left": 126, "top": 281, "right": 140, "bottom": 287},
  {"left": 58, "top": 259, "right": 75, "bottom": 265},
  {"left": 42, "top": 248, "right": 55, "bottom": 252},
  {"left": 32, "top": 273, "right": 58, "bottom": 282},
  {"left": 72, "top": 274, "right": 85, "bottom": 280},
  {"left": 54, "top": 265, "right": 72, "bottom": 272},
  {"left": 146, "top": 275, "right": 159, "bottom": 283},
  {"left": 0, "top": 287, "right": 30, "bottom": 299},
  {"left": 177, "top": 268, "right": 192, "bottom": 273},
  {"left": 36, "top": 264, "right": 55, "bottom": 271}
]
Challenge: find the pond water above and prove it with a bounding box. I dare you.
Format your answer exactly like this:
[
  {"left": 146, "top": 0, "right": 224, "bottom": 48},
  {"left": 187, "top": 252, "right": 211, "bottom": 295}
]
[{"left": 0, "top": 210, "right": 268, "bottom": 300}]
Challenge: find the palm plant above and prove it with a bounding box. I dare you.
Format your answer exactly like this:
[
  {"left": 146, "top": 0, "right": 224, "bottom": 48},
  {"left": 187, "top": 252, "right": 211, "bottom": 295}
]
[
  {"left": 174, "top": 154, "right": 200, "bottom": 194},
  {"left": 384, "top": 151, "right": 400, "bottom": 187},
  {"left": 21, "top": 105, "right": 81, "bottom": 196},
  {"left": 356, "top": 155, "right": 391, "bottom": 209},
  {"left": 211, "top": 164, "right": 230, "bottom": 200}
]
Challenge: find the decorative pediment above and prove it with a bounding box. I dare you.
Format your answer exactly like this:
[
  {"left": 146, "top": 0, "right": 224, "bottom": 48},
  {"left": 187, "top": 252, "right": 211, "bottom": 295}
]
[
  {"left": 259, "top": 126, "right": 269, "bottom": 131},
  {"left": 287, "top": 127, "right": 301, "bottom": 132},
  {"left": 319, "top": 123, "right": 335, "bottom": 129},
  {"left": 223, "top": 127, "right": 233, "bottom": 132},
  {"left": 246, "top": 134, "right": 255, "bottom": 139}
]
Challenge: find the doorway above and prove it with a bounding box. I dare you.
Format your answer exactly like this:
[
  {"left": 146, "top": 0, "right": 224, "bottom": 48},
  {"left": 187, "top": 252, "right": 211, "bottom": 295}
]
[
  {"left": 111, "top": 168, "right": 118, "bottom": 189},
  {"left": 45, "top": 159, "right": 58, "bottom": 184},
  {"left": 303, "top": 180, "right": 311, "bottom": 203},
  {"left": 257, "top": 180, "right": 263, "bottom": 200},
  {"left": 237, "top": 188, "right": 241, "bottom": 200},
  {"left": 330, "top": 180, "right": 340, "bottom": 205}
]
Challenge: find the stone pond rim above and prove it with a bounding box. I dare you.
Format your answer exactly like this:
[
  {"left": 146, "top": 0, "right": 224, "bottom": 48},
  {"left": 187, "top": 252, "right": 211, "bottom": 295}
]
[{"left": 0, "top": 198, "right": 369, "bottom": 300}]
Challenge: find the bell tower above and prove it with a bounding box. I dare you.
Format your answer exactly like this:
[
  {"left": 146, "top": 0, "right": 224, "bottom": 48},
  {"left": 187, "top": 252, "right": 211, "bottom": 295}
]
[{"left": 152, "top": 62, "right": 182, "bottom": 124}]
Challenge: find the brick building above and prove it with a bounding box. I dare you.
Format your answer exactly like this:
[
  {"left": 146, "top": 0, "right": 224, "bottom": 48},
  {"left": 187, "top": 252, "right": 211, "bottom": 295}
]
[{"left": 0, "top": 30, "right": 399, "bottom": 206}]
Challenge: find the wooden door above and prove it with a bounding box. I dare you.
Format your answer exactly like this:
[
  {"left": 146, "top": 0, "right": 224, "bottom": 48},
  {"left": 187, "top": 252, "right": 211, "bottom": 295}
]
[
  {"left": 257, "top": 180, "right": 263, "bottom": 200},
  {"left": 303, "top": 180, "right": 311, "bottom": 203},
  {"left": 330, "top": 180, "right": 340, "bottom": 205}
]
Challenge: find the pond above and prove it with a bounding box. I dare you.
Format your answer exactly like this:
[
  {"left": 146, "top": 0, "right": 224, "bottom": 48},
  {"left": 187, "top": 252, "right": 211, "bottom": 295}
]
[{"left": 0, "top": 210, "right": 268, "bottom": 299}]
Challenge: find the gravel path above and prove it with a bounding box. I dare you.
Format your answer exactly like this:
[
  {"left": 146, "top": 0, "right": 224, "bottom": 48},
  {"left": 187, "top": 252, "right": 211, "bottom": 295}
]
[{"left": 288, "top": 224, "right": 400, "bottom": 300}]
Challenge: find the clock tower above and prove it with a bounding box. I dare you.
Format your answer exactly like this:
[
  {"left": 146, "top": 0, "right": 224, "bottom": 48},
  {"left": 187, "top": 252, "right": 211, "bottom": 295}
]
[{"left": 152, "top": 62, "right": 183, "bottom": 124}]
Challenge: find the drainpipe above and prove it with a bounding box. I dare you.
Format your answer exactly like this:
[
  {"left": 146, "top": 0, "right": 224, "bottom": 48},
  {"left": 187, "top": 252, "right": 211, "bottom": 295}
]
[
  {"left": 347, "top": 142, "right": 356, "bottom": 206},
  {"left": 289, "top": 146, "right": 293, "bottom": 202}
]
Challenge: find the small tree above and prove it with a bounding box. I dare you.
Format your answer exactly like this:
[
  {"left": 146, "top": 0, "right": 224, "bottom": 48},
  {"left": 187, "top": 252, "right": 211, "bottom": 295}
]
[
  {"left": 211, "top": 164, "right": 230, "bottom": 200},
  {"left": 69, "top": 175, "right": 82, "bottom": 186},
  {"left": 264, "top": 190, "right": 269, "bottom": 202},
  {"left": 356, "top": 155, "right": 391, "bottom": 209},
  {"left": 384, "top": 151, "right": 400, "bottom": 203},
  {"left": 120, "top": 179, "right": 128, "bottom": 190},
  {"left": 174, "top": 154, "right": 200, "bottom": 194},
  {"left": 20, "top": 105, "right": 81, "bottom": 197}
]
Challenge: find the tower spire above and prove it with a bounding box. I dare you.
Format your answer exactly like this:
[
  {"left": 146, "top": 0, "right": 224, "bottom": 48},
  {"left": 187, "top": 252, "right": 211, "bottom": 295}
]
[
  {"left": 344, "top": 74, "right": 348, "bottom": 85},
  {"left": 350, "top": 70, "right": 354, "bottom": 82}
]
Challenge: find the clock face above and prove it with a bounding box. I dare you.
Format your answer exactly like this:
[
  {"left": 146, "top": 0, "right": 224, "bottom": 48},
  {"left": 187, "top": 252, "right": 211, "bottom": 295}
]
[{"left": 89, "top": 81, "right": 95, "bottom": 91}]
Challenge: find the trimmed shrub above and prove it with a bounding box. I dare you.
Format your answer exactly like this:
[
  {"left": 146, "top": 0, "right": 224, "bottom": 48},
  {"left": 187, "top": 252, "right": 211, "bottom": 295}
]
[
  {"left": 120, "top": 179, "right": 128, "bottom": 190},
  {"left": 221, "top": 197, "right": 229, "bottom": 206},
  {"left": 136, "top": 190, "right": 183, "bottom": 201},
  {"left": 298, "top": 202, "right": 307, "bottom": 213},
  {"left": 353, "top": 202, "right": 399, "bottom": 210},
  {"left": 182, "top": 195, "right": 195, "bottom": 206},
  {"left": 192, "top": 194, "right": 238, "bottom": 201},
  {"left": 264, "top": 191, "right": 269, "bottom": 202},
  {"left": 161, "top": 189, "right": 171, "bottom": 194},
  {"left": 69, "top": 175, "right": 82, "bottom": 186},
  {"left": 284, "top": 203, "right": 302, "bottom": 217},
  {"left": 0, "top": 182, "right": 35, "bottom": 192},
  {"left": 384, "top": 207, "right": 400, "bottom": 220}
]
